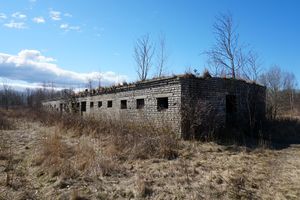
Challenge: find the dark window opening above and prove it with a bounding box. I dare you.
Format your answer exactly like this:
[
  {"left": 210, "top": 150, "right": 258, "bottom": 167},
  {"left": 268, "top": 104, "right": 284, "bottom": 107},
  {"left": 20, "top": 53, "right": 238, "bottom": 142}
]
[
  {"left": 90, "top": 102, "right": 94, "bottom": 108},
  {"left": 107, "top": 100, "right": 112, "bottom": 108},
  {"left": 71, "top": 102, "right": 79, "bottom": 113},
  {"left": 81, "top": 101, "right": 86, "bottom": 112},
  {"left": 63, "top": 104, "right": 68, "bottom": 111},
  {"left": 59, "top": 103, "right": 63, "bottom": 112},
  {"left": 136, "top": 99, "right": 145, "bottom": 109},
  {"left": 121, "top": 100, "right": 127, "bottom": 109},
  {"left": 226, "top": 95, "right": 237, "bottom": 114},
  {"left": 157, "top": 97, "right": 168, "bottom": 111},
  {"left": 98, "top": 101, "right": 102, "bottom": 108}
]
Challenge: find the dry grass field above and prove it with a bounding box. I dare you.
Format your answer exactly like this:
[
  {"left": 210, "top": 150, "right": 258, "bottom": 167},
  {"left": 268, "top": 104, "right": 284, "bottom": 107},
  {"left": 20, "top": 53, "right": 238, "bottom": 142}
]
[{"left": 1, "top": 109, "right": 300, "bottom": 199}]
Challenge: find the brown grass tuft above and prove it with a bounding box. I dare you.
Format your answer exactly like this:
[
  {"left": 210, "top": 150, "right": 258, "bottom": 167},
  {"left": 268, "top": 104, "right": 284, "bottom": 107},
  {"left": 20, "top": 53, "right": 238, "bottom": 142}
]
[
  {"left": 34, "top": 133, "right": 78, "bottom": 179},
  {"left": 0, "top": 109, "right": 15, "bottom": 130},
  {"left": 70, "top": 190, "right": 89, "bottom": 200},
  {"left": 135, "top": 175, "right": 152, "bottom": 198},
  {"left": 73, "top": 140, "right": 120, "bottom": 177}
]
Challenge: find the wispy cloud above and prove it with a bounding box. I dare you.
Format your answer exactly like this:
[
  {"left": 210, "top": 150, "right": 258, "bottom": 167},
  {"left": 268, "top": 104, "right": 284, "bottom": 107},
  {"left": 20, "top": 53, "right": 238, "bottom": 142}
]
[
  {"left": 64, "top": 13, "right": 72, "bottom": 17},
  {"left": 60, "top": 23, "right": 80, "bottom": 32},
  {"left": 32, "top": 16, "right": 45, "bottom": 24},
  {"left": 0, "top": 13, "right": 7, "bottom": 19},
  {"left": 29, "top": 0, "right": 37, "bottom": 3},
  {"left": 0, "top": 50, "right": 127, "bottom": 88},
  {"left": 4, "top": 21, "right": 27, "bottom": 29},
  {"left": 12, "top": 12, "right": 27, "bottom": 20},
  {"left": 49, "top": 10, "right": 61, "bottom": 21}
]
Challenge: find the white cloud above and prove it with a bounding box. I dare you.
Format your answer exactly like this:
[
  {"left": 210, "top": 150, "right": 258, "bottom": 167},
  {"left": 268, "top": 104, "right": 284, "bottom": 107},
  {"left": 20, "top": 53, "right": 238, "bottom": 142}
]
[
  {"left": 60, "top": 23, "right": 80, "bottom": 32},
  {"left": 32, "top": 16, "right": 45, "bottom": 24},
  {"left": 0, "top": 50, "right": 127, "bottom": 88},
  {"left": 4, "top": 21, "right": 27, "bottom": 29},
  {"left": 49, "top": 10, "right": 61, "bottom": 21},
  {"left": 60, "top": 23, "right": 68, "bottom": 29},
  {"left": 12, "top": 12, "right": 27, "bottom": 19},
  {"left": 0, "top": 13, "right": 7, "bottom": 19},
  {"left": 64, "top": 13, "right": 72, "bottom": 17},
  {"left": 0, "top": 78, "right": 58, "bottom": 91}
]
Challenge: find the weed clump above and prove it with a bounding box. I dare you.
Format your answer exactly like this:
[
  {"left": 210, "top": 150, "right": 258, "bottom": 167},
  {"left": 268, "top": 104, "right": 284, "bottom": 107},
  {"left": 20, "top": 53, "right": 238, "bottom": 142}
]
[
  {"left": 0, "top": 110, "right": 14, "bottom": 130},
  {"left": 34, "top": 133, "right": 78, "bottom": 179},
  {"left": 33, "top": 110, "right": 179, "bottom": 161}
]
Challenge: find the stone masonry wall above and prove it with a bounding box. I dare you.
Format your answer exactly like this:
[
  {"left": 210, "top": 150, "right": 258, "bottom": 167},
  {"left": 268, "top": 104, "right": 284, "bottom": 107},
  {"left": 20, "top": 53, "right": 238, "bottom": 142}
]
[
  {"left": 42, "top": 76, "right": 266, "bottom": 138},
  {"left": 44, "top": 77, "right": 183, "bottom": 136},
  {"left": 180, "top": 76, "right": 266, "bottom": 138}
]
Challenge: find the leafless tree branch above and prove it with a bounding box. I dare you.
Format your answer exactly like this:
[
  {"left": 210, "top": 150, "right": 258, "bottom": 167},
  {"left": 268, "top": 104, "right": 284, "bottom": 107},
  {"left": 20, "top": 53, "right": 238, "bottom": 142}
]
[
  {"left": 156, "top": 33, "right": 168, "bottom": 77},
  {"left": 134, "top": 34, "right": 155, "bottom": 81},
  {"left": 206, "top": 12, "right": 245, "bottom": 78}
]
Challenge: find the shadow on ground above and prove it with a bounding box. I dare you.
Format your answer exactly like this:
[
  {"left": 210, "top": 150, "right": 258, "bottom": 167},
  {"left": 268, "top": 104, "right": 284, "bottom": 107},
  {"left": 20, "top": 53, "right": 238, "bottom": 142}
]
[{"left": 203, "top": 118, "right": 300, "bottom": 151}]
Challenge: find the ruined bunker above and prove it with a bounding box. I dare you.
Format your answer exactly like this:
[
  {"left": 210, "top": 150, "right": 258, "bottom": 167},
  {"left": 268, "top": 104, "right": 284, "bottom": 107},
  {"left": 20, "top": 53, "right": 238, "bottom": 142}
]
[{"left": 42, "top": 75, "right": 266, "bottom": 139}]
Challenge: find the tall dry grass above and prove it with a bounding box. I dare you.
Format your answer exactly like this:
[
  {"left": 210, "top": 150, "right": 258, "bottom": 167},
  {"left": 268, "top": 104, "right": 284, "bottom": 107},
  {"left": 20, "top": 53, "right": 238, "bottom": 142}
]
[
  {"left": 33, "top": 130, "right": 122, "bottom": 181},
  {"left": 29, "top": 109, "right": 179, "bottom": 160},
  {"left": 27, "top": 108, "right": 178, "bottom": 184},
  {"left": 33, "top": 133, "right": 78, "bottom": 179},
  {"left": 0, "top": 109, "right": 15, "bottom": 130}
]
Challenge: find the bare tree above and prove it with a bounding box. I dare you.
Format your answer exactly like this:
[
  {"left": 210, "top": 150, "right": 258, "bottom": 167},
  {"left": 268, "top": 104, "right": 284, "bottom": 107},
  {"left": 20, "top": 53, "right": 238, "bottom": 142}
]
[
  {"left": 206, "top": 12, "right": 244, "bottom": 78},
  {"left": 2, "top": 80, "right": 11, "bottom": 110},
  {"left": 181, "top": 99, "right": 220, "bottom": 140},
  {"left": 50, "top": 81, "right": 56, "bottom": 99},
  {"left": 156, "top": 33, "right": 168, "bottom": 77},
  {"left": 242, "top": 51, "right": 262, "bottom": 81},
  {"left": 283, "top": 72, "right": 297, "bottom": 116},
  {"left": 260, "top": 65, "right": 284, "bottom": 119},
  {"left": 86, "top": 78, "right": 93, "bottom": 91},
  {"left": 134, "top": 34, "right": 155, "bottom": 81},
  {"left": 97, "top": 72, "right": 102, "bottom": 88},
  {"left": 61, "top": 88, "right": 78, "bottom": 113}
]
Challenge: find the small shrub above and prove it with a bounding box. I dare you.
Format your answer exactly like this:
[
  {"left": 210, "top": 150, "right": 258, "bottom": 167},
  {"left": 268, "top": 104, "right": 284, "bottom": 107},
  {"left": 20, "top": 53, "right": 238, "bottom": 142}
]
[
  {"left": 35, "top": 133, "right": 77, "bottom": 179},
  {"left": 228, "top": 174, "right": 256, "bottom": 199},
  {"left": 135, "top": 175, "right": 152, "bottom": 198},
  {"left": 202, "top": 69, "right": 212, "bottom": 78},
  {"left": 0, "top": 110, "right": 14, "bottom": 130}
]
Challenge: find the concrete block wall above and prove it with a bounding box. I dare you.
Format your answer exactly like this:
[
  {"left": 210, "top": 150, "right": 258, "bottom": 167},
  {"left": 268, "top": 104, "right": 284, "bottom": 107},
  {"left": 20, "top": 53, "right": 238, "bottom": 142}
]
[
  {"left": 75, "top": 77, "right": 182, "bottom": 135},
  {"left": 43, "top": 99, "right": 64, "bottom": 112},
  {"left": 180, "top": 76, "right": 266, "bottom": 138},
  {"left": 42, "top": 75, "right": 266, "bottom": 138}
]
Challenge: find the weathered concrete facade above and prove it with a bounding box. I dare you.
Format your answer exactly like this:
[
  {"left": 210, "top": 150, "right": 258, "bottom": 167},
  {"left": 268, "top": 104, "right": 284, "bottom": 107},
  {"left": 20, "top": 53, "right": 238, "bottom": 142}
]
[
  {"left": 43, "top": 75, "right": 266, "bottom": 138},
  {"left": 180, "top": 76, "right": 266, "bottom": 138}
]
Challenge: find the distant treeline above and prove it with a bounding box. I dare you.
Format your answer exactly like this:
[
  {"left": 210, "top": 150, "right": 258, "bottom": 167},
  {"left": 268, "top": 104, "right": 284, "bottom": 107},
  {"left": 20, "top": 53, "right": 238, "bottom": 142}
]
[{"left": 0, "top": 86, "right": 74, "bottom": 109}]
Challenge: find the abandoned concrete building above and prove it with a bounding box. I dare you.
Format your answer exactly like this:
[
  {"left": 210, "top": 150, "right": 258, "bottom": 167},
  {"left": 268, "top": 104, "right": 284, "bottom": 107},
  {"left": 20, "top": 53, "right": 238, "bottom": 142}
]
[{"left": 42, "top": 74, "right": 266, "bottom": 138}]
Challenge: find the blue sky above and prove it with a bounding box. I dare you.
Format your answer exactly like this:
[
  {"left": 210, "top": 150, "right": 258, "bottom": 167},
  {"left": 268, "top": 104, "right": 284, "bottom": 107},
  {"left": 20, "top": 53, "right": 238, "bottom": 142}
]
[{"left": 0, "top": 0, "right": 299, "bottom": 89}]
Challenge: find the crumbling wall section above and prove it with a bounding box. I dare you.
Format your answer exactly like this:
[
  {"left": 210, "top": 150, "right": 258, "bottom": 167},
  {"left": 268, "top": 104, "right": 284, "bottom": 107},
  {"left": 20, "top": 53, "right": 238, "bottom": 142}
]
[
  {"left": 42, "top": 100, "right": 64, "bottom": 112},
  {"left": 180, "top": 77, "right": 266, "bottom": 139},
  {"left": 42, "top": 76, "right": 266, "bottom": 139},
  {"left": 77, "top": 77, "right": 182, "bottom": 135}
]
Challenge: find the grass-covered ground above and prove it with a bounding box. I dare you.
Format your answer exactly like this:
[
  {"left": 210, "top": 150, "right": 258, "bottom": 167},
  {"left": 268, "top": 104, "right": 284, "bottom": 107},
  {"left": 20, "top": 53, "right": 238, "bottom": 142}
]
[{"left": 1, "top": 109, "right": 300, "bottom": 199}]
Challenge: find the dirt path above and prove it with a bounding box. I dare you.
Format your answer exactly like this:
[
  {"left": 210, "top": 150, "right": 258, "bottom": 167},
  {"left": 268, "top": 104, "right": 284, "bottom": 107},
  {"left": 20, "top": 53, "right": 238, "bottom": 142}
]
[{"left": 268, "top": 144, "right": 300, "bottom": 200}]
